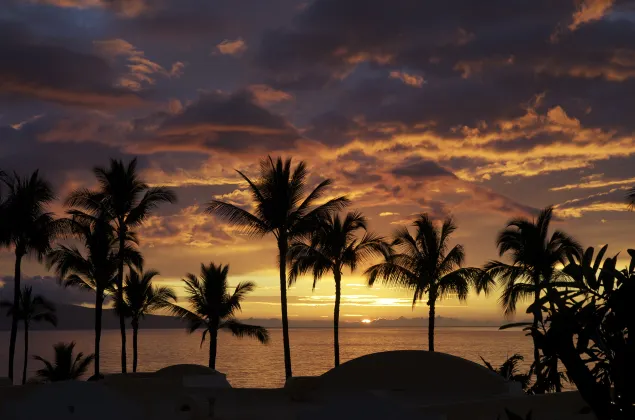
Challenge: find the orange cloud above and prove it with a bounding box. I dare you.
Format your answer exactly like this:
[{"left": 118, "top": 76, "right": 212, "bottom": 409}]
[
  {"left": 139, "top": 205, "right": 236, "bottom": 248},
  {"left": 94, "top": 39, "right": 185, "bottom": 91},
  {"left": 159, "top": 123, "right": 294, "bottom": 136},
  {"left": 551, "top": 177, "right": 635, "bottom": 191},
  {"left": 216, "top": 38, "right": 248, "bottom": 56},
  {"left": 247, "top": 84, "right": 293, "bottom": 105},
  {"left": 569, "top": 0, "right": 615, "bottom": 32},
  {"left": 555, "top": 202, "right": 627, "bottom": 218},
  {"left": 27, "top": 0, "right": 148, "bottom": 17},
  {"left": 0, "top": 80, "right": 144, "bottom": 108},
  {"left": 389, "top": 71, "right": 425, "bottom": 87},
  {"left": 537, "top": 50, "right": 635, "bottom": 82}
]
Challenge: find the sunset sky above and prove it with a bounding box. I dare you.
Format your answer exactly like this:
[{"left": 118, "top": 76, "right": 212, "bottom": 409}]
[{"left": 1, "top": 0, "right": 635, "bottom": 323}]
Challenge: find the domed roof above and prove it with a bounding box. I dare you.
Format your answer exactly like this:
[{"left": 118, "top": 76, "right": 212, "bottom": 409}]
[
  {"left": 155, "top": 364, "right": 232, "bottom": 389},
  {"left": 316, "top": 350, "right": 513, "bottom": 397}
]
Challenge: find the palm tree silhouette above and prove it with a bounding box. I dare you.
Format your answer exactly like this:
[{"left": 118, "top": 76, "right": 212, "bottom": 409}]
[
  {"left": 484, "top": 206, "right": 581, "bottom": 393},
  {"left": 65, "top": 158, "right": 176, "bottom": 373},
  {"left": 167, "top": 263, "right": 269, "bottom": 369},
  {"left": 47, "top": 213, "right": 142, "bottom": 378},
  {"left": 626, "top": 188, "right": 635, "bottom": 208},
  {"left": 288, "top": 211, "right": 387, "bottom": 366},
  {"left": 115, "top": 269, "right": 176, "bottom": 373},
  {"left": 33, "top": 342, "right": 94, "bottom": 383},
  {"left": 0, "top": 171, "right": 61, "bottom": 381},
  {"left": 206, "top": 156, "right": 347, "bottom": 378},
  {"left": 0, "top": 286, "right": 57, "bottom": 384},
  {"left": 481, "top": 354, "right": 531, "bottom": 391},
  {"left": 365, "top": 214, "right": 492, "bottom": 352}
]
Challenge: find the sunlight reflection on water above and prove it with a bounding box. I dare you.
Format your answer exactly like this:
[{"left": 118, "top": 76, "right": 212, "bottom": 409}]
[{"left": 0, "top": 327, "right": 532, "bottom": 387}]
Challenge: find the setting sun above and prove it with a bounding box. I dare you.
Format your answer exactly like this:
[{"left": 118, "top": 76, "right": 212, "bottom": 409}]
[{"left": 361, "top": 319, "right": 372, "bottom": 324}]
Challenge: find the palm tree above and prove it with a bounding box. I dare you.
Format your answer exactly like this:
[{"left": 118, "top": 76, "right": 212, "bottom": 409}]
[
  {"left": 484, "top": 206, "right": 581, "bottom": 393},
  {"left": 288, "top": 211, "right": 387, "bottom": 367},
  {"left": 65, "top": 158, "right": 176, "bottom": 373},
  {"left": 33, "top": 342, "right": 94, "bottom": 383},
  {"left": 116, "top": 269, "right": 176, "bottom": 373},
  {"left": 0, "top": 171, "right": 61, "bottom": 381},
  {"left": 206, "top": 156, "right": 348, "bottom": 378},
  {"left": 481, "top": 354, "right": 531, "bottom": 391},
  {"left": 167, "top": 262, "right": 269, "bottom": 369},
  {"left": 627, "top": 188, "right": 635, "bottom": 208},
  {"left": 365, "top": 214, "right": 492, "bottom": 352},
  {"left": 47, "top": 213, "right": 142, "bottom": 378},
  {"left": 0, "top": 286, "right": 57, "bottom": 384}
]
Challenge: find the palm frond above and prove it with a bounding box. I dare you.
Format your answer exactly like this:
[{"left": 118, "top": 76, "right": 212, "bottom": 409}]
[
  {"left": 126, "top": 187, "right": 177, "bottom": 227},
  {"left": 220, "top": 319, "right": 270, "bottom": 344},
  {"left": 206, "top": 200, "right": 268, "bottom": 236}
]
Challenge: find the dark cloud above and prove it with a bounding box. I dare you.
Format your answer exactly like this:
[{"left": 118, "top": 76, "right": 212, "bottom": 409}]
[
  {"left": 0, "top": 116, "right": 133, "bottom": 192},
  {"left": 0, "top": 20, "right": 143, "bottom": 109},
  {"left": 142, "top": 91, "right": 302, "bottom": 153},
  {"left": 487, "top": 132, "right": 565, "bottom": 153},
  {"left": 257, "top": 0, "right": 575, "bottom": 87},
  {"left": 0, "top": 275, "right": 93, "bottom": 306},
  {"left": 391, "top": 157, "right": 455, "bottom": 179},
  {"left": 256, "top": 0, "right": 635, "bottom": 136}
]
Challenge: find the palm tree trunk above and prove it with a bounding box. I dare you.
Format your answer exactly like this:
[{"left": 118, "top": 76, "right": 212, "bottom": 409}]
[
  {"left": 132, "top": 319, "right": 139, "bottom": 373},
  {"left": 209, "top": 327, "right": 218, "bottom": 370},
  {"left": 428, "top": 298, "right": 436, "bottom": 352},
  {"left": 94, "top": 293, "right": 103, "bottom": 377},
  {"left": 333, "top": 270, "right": 341, "bottom": 367},
  {"left": 548, "top": 300, "right": 561, "bottom": 393},
  {"left": 22, "top": 321, "right": 29, "bottom": 385},
  {"left": 532, "top": 286, "right": 544, "bottom": 393},
  {"left": 118, "top": 228, "right": 127, "bottom": 374},
  {"left": 278, "top": 237, "right": 293, "bottom": 379},
  {"left": 8, "top": 252, "right": 22, "bottom": 382}
]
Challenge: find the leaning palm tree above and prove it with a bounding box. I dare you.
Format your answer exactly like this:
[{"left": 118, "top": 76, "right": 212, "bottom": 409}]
[
  {"left": 206, "top": 156, "right": 348, "bottom": 378},
  {"left": 167, "top": 263, "right": 269, "bottom": 369},
  {"left": 33, "top": 342, "right": 94, "bottom": 383},
  {"left": 365, "top": 214, "right": 492, "bottom": 352},
  {"left": 0, "top": 286, "right": 57, "bottom": 384},
  {"left": 65, "top": 158, "right": 176, "bottom": 373},
  {"left": 288, "top": 211, "right": 387, "bottom": 367},
  {"left": 484, "top": 206, "right": 581, "bottom": 393},
  {"left": 116, "top": 269, "right": 176, "bottom": 373},
  {"left": 0, "top": 171, "right": 61, "bottom": 381},
  {"left": 47, "top": 212, "right": 142, "bottom": 378}
]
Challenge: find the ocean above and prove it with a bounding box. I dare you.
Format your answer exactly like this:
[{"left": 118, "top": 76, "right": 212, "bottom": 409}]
[{"left": 0, "top": 327, "right": 532, "bottom": 387}]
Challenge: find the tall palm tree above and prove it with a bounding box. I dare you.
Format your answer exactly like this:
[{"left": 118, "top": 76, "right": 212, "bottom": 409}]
[
  {"left": 0, "top": 286, "right": 57, "bottom": 384},
  {"left": 116, "top": 269, "right": 176, "bottom": 373},
  {"left": 288, "top": 211, "right": 387, "bottom": 367},
  {"left": 33, "top": 342, "right": 94, "bottom": 383},
  {"left": 65, "top": 158, "right": 176, "bottom": 373},
  {"left": 365, "top": 214, "right": 492, "bottom": 352},
  {"left": 206, "top": 156, "right": 348, "bottom": 378},
  {"left": 167, "top": 262, "right": 269, "bottom": 369},
  {"left": 0, "top": 171, "right": 61, "bottom": 381},
  {"left": 484, "top": 206, "right": 581, "bottom": 393},
  {"left": 47, "top": 213, "right": 142, "bottom": 378}
]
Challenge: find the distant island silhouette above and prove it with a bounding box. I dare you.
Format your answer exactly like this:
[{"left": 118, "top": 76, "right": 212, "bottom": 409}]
[{"left": 0, "top": 303, "right": 508, "bottom": 330}]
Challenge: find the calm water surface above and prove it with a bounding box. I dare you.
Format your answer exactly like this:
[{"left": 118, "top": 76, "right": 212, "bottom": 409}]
[{"left": 0, "top": 327, "right": 531, "bottom": 387}]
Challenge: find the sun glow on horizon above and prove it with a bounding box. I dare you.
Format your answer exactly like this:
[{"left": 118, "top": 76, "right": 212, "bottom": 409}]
[{"left": 361, "top": 319, "right": 372, "bottom": 324}]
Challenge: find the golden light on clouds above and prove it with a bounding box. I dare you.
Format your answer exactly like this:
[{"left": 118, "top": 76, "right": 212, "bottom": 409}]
[{"left": 4, "top": 0, "right": 635, "bottom": 324}]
